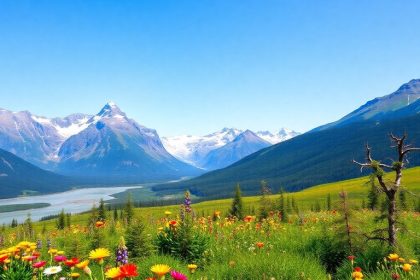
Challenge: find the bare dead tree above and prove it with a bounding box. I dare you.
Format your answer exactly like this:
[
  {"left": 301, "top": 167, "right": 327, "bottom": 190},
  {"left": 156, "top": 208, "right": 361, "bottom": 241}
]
[{"left": 353, "top": 133, "right": 419, "bottom": 247}]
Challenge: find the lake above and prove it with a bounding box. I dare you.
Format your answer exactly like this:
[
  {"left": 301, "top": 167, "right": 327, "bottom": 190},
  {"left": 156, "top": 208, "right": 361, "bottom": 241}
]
[{"left": 0, "top": 186, "right": 141, "bottom": 224}]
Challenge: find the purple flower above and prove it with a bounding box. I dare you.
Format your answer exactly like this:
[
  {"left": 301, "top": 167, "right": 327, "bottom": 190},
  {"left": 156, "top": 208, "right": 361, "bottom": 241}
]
[
  {"left": 171, "top": 270, "right": 188, "bottom": 280},
  {"left": 116, "top": 237, "right": 128, "bottom": 265},
  {"left": 184, "top": 191, "right": 192, "bottom": 213}
]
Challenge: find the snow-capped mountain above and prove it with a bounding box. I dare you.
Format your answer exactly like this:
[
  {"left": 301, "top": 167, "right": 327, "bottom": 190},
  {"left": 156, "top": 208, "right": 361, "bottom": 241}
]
[
  {"left": 57, "top": 102, "right": 201, "bottom": 180},
  {"left": 256, "top": 128, "right": 300, "bottom": 144},
  {"left": 161, "top": 128, "right": 243, "bottom": 165},
  {"left": 199, "top": 130, "right": 271, "bottom": 170},
  {"left": 162, "top": 127, "right": 299, "bottom": 168},
  {"left": 0, "top": 108, "right": 91, "bottom": 167},
  {"left": 0, "top": 102, "right": 201, "bottom": 181}
]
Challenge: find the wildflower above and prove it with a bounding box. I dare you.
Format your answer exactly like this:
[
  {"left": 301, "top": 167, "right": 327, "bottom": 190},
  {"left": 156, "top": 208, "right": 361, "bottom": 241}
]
[
  {"left": 96, "top": 221, "right": 105, "bottom": 228},
  {"left": 392, "top": 273, "right": 400, "bottom": 279},
  {"left": 151, "top": 264, "right": 171, "bottom": 279},
  {"left": 119, "top": 263, "right": 138, "bottom": 278},
  {"left": 76, "top": 260, "right": 89, "bottom": 269},
  {"left": 187, "top": 264, "right": 197, "bottom": 274},
  {"left": 54, "top": 255, "right": 67, "bottom": 263},
  {"left": 169, "top": 220, "right": 178, "bottom": 227},
  {"left": 105, "top": 267, "right": 122, "bottom": 279},
  {"left": 171, "top": 270, "right": 188, "bottom": 280},
  {"left": 33, "top": 261, "right": 47, "bottom": 268},
  {"left": 116, "top": 237, "right": 128, "bottom": 265},
  {"left": 184, "top": 191, "right": 192, "bottom": 213},
  {"left": 398, "top": 257, "right": 406, "bottom": 263},
  {"left": 402, "top": 263, "right": 412, "bottom": 272},
  {"left": 165, "top": 211, "right": 172, "bottom": 216},
  {"left": 348, "top": 255, "right": 356, "bottom": 265},
  {"left": 89, "top": 248, "right": 111, "bottom": 263},
  {"left": 83, "top": 266, "right": 92, "bottom": 276},
  {"left": 48, "top": 248, "right": 58, "bottom": 255},
  {"left": 0, "top": 254, "right": 8, "bottom": 263},
  {"left": 352, "top": 267, "right": 363, "bottom": 279},
  {"left": 70, "top": 272, "right": 81, "bottom": 279},
  {"left": 256, "top": 242, "right": 264, "bottom": 249},
  {"left": 244, "top": 215, "right": 253, "bottom": 223},
  {"left": 43, "top": 266, "right": 63, "bottom": 276},
  {"left": 22, "top": 255, "right": 38, "bottom": 261},
  {"left": 65, "top": 257, "right": 80, "bottom": 267},
  {"left": 409, "top": 259, "right": 418, "bottom": 264},
  {"left": 388, "top": 253, "right": 399, "bottom": 261}
]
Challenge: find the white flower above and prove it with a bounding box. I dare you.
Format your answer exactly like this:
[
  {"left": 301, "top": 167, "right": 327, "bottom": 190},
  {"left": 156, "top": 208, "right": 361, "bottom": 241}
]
[{"left": 43, "top": 266, "right": 62, "bottom": 275}]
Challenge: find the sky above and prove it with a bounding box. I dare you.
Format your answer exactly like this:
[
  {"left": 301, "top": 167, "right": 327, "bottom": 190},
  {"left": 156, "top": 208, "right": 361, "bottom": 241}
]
[{"left": 0, "top": 1, "right": 419, "bottom": 136}]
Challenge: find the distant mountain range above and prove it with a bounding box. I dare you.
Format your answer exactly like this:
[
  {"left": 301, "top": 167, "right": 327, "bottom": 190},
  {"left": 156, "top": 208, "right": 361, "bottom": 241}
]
[
  {"left": 0, "top": 102, "right": 299, "bottom": 197},
  {"left": 162, "top": 127, "right": 299, "bottom": 169},
  {"left": 153, "top": 79, "right": 420, "bottom": 198}
]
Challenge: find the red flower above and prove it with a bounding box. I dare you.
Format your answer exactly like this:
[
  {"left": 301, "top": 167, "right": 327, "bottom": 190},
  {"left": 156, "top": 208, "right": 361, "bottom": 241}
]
[
  {"left": 95, "top": 221, "right": 105, "bottom": 228},
  {"left": 54, "top": 255, "right": 67, "bottom": 262},
  {"left": 33, "top": 261, "right": 47, "bottom": 268},
  {"left": 119, "top": 263, "right": 138, "bottom": 277},
  {"left": 354, "top": 267, "right": 362, "bottom": 272},
  {"left": 348, "top": 255, "right": 355, "bottom": 261},
  {"left": 392, "top": 273, "right": 400, "bottom": 279},
  {"left": 65, "top": 257, "right": 80, "bottom": 267}
]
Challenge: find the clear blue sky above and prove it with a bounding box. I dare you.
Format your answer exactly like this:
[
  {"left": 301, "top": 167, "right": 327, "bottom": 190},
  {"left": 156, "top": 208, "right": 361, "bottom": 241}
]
[{"left": 0, "top": 1, "right": 419, "bottom": 136}]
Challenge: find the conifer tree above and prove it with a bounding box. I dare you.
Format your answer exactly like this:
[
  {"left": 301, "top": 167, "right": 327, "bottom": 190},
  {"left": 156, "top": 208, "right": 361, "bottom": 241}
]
[
  {"left": 98, "top": 198, "right": 107, "bottom": 221},
  {"left": 57, "top": 209, "right": 66, "bottom": 230},
  {"left": 258, "top": 180, "right": 272, "bottom": 220},
  {"left": 326, "top": 193, "right": 332, "bottom": 211},
  {"left": 124, "top": 193, "right": 134, "bottom": 225},
  {"left": 230, "top": 184, "right": 244, "bottom": 219},
  {"left": 367, "top": 176, "right": 379, "bottom": 210}
]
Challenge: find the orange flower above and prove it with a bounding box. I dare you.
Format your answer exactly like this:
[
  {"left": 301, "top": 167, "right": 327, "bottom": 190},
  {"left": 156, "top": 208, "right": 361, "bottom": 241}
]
[
  {"left": 256, "top": 242, "right": 264, "bottom": 249},
  {"left": 95, "top": 221, "right": 105, "bottom": 228}
]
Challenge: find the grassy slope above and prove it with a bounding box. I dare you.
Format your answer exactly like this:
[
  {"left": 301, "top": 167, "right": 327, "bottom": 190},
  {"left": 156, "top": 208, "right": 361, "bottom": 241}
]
[{"left": 35, "top": 166, "right": 420, "bottom": 229}]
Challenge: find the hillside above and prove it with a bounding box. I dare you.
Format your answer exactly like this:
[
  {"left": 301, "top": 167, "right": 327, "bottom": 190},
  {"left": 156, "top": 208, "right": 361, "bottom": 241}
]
[
  {"left": 0, "top": 148, "right": 73, "bottom": 198},
  {"left": 153, "top": 114, "right": 420, "bottom": 198}
]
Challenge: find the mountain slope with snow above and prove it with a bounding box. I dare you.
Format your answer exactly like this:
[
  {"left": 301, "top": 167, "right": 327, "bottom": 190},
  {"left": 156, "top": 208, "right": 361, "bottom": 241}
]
[
  {"left": 199, "top": 130, "right": 271, "bottom": 170},
  {"left": 162, "top": 128, "right": 299, "bottom": 167}
]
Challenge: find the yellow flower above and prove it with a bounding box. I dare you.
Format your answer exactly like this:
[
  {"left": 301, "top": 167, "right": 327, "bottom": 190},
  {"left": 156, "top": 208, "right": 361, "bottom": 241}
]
[
  {"left": 352, "top": 271, "right": 363, "bottom": 278},
  {"left": 150, "top": 264, "right": 171, "bottom": 277},
  {"left": 409, "top": 259, "right": 418, "bottom": 264},
  {"left": 76, "top": 260, "right": 89, "bottom": 269},
  {"left": 398, "top": 257, "right": 406, "bottom": 263},
  {"left": 188, "top": 263, "right": 198, "bottom": 273},
  {"left": 388, "top": 253, "right": 399, "bottom": 261},
  {"left": 164, "top": 211, "right": 172, "bottom": 216},
  {"left": 70, "top": 272, "right": 81, "bottom": 279},
  {"left": 89, "top": 248, "right": 110, "bottom": 263},
  {"left": 105, "top": 267, "right": 122, "bottom": 279},
  {"left": 57, "top": 251, "right": 65, "bottom": 255},
  {"left": 402, "top": 263, "right": 412, "bottom": 272}
]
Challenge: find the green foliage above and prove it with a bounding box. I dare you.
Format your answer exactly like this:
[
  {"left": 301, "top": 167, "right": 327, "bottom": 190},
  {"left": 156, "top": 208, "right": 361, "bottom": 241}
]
[
  {"left": 124, "top": 193, "right": 135, "bottom": 225},
  {"left": 0, "top": 260, "right": 33, "bottom": 280},
  {"left": 368, "top": 176, "right": 380, "bottom": 210},
  {"left": 326, "top": 193, "right": 332, "bottom": 211},
  {"left": 98, "top": 198, "right": 107, "bottom": 221},
  {"left": 258, "top": 180, "right": 272, "bottom": 220},
  {"left": 56, "top": 209, "right": 66, "bottom": 230},
  {"left": 229, "top": 184, "right": 244, "bottom": 220},
  {"left": 278, "top": 188, "right": 288, "bottom": 222},
  {"left": 125, "top": 219, "right": 152, "bottom": 258},
  {"left": 399, "top": 189, "right": 408, "bottom": 210}
]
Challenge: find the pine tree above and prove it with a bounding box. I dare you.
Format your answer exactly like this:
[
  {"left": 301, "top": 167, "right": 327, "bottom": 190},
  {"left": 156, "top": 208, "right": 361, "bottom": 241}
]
[
  {"left": 278, "top": 188, "right": 288, "bottom": 222},
  {"left": 125, "top": 220, "right": 152, "bottom": 258},
  {"left": 24, "top": 214, "right": 34, "bottom": 238},
  {"left": 11, "top": 219, "right": 18, "bottom": 228},
  {"left": 326, "top": 193, "right": 332, "bottom": 211},
  {"left": 229, "top": 184, "right": 244, "bottom": 219},
  {"left": 113, "top": 208, "right": 118, "bottom": 221},
  {"left": 98, "top": 198, "right": 107, "bottom": 221},
  {"left": 258, "top": 180, "right": 272, "bottom": 220},
  {"left": 88, "top": 204, "right": 99, "bottom": 227},
  {"left": 66, "top": 213, "right": 71, "bottom": 228},
  {"left": 124, "top": 194, "right": 134, "bottom": 225},
  {"left": 57, "top": 209, "right": 66, "bottom": 230}
]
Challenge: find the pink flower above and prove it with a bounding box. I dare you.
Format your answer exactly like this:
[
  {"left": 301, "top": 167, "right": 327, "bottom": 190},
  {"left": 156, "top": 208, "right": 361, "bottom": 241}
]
[
  {"left": 54, "top": 255, "right": 67, "bottom": 262},
  {"left": 171, "top": 270, "right": 188, "bottom": 280},
  {"left": 33, "top": 261, "right": 47, "bottom": 268}
]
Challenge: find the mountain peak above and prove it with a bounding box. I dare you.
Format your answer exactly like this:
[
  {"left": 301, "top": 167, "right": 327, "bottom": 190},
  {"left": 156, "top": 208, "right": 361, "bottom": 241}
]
[{"left": 97, "top": 102, "right": 125, "bottom": 119}]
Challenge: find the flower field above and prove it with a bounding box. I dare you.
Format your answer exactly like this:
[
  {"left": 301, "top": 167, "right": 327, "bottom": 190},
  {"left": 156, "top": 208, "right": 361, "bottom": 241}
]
[{"left": 1, "top": 169, "right": 419, "bottom": 280}]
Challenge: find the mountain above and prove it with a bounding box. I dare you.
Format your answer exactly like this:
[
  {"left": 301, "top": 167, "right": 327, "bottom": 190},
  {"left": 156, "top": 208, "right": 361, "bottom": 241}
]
[
  {"left": 57, "top": 102, "right": 201, "bottom": 181},
  {"left": 256, "top": 128, "right": 300, "bottom": 144},
  {"left": 315, "top": 79, "right": 420, "bottom": 131},
  {"left": 161, "top": 128, "right": 243, "bottom": 166},
  {"left": 0, "top": 148, "right": 72, "bottom": 198},
  {"left": 153, "top": 80, "right": 420, "bottom": 198},
  {"left": 198, "top": 130, "right": 271, "bottom": 170},
  {"left": 0, "top": 108, "right": 91, "bottom": 168},
  {"left": 162, "top": 128, "right": 299, "bottom": 167}
]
